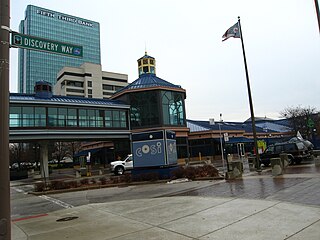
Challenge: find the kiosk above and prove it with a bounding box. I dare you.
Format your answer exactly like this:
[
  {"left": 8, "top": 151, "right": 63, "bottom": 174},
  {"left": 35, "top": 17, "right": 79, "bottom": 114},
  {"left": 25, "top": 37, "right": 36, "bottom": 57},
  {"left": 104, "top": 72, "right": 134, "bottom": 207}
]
[{"left": 132, "top": 130, "right": 178, "bottom": 178}]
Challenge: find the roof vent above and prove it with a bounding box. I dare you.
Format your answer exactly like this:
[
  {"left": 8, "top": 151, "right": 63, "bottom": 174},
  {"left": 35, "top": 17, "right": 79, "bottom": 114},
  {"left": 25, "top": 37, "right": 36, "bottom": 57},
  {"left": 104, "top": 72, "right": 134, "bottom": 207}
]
[{"left": 34, "top": 81, "right": 53, "bottom": 98}]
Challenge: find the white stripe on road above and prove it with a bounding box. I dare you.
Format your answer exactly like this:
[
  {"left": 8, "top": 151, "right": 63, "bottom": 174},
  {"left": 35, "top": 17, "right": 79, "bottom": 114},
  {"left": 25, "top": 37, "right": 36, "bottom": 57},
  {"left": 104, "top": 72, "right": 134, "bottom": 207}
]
[{"left": 39, "top": 195, "right": 74, "bottom": 209}]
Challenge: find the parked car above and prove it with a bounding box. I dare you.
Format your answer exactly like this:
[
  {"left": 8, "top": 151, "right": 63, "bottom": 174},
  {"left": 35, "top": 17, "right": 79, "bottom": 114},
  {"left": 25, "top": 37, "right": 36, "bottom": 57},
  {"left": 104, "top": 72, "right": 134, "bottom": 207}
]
[
  {"left": 288, "top": 137, "right": 314, "bottom": 152},
  {"left": 260, "top": 141, "right": 311, "bottom": 166},
  {"left": 11, "top": 162, "right": 34, "bottom": 169},
  {"left": 110, "top": 154, "right": 133, "bottom": 175}
]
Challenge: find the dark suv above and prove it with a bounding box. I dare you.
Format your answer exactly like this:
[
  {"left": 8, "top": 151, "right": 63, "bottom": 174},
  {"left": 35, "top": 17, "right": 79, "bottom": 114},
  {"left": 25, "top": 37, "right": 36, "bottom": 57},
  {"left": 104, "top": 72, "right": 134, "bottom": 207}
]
[{"left": 260, "top": 141, "right": 311, "bottom": 166}]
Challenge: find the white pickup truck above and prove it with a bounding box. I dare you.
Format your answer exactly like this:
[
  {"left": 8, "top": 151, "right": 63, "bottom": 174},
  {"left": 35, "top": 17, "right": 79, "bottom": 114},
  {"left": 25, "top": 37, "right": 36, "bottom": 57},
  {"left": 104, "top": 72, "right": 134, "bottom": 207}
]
[{"left": 110, "top": 154, "right": 133, "bottom": 175}]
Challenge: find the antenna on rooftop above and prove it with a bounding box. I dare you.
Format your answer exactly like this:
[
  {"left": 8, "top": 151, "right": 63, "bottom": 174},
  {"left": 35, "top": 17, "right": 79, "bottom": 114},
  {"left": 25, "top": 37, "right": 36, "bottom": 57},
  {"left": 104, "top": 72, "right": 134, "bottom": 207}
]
[{"left": 145, "top": 41, "right": 147, "bottom": 55}]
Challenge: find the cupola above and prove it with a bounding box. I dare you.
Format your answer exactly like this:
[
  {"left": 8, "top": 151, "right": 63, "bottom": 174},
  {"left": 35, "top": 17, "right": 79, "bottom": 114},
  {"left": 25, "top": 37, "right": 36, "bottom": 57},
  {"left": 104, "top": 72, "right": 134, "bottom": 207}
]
[
  {"left": 137, "top": 51, "right": 156, "bottom": 76},
  {"left": 34, "top": 81, "right": 53, "bottom": 98}
]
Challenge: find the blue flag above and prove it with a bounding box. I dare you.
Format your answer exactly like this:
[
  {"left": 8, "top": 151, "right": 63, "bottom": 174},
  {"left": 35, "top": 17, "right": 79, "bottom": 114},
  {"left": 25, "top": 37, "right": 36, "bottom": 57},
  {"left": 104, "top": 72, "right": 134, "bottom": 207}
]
[{"left": 222, "top": 22, "right": 240, "bottom": 41}]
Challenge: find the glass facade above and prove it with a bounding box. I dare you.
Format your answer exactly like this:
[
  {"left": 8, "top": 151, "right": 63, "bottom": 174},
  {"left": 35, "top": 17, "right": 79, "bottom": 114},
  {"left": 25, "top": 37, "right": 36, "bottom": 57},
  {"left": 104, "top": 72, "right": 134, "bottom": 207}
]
[
  {"left": 10, "top": 105, "right": 128, "bottom": 129},
  {"left": 129, "top": 91, "right": 160, "bottom": 127},
  {"left": 128, "top": 90, "right": 186, "bottom": 128},
  {"left": 18, "top": 5, "right": 101, "bottom": 93},
  {"left": 161, "top": 91, "right": 186, "bottom": 126}
]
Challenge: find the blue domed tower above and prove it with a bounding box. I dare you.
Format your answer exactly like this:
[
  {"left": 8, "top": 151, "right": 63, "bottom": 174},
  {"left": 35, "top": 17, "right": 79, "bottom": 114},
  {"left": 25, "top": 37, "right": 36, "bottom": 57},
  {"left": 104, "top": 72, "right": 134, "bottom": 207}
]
[{"left": 112, "top": 52, "right": 189, "bottom": 159}]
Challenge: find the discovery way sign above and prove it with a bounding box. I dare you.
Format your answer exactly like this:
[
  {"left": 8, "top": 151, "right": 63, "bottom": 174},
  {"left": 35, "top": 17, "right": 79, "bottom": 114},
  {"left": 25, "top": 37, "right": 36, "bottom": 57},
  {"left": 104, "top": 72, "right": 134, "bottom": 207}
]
[{"left": 11, "top": 32, "right": 83, "bottom": 58}]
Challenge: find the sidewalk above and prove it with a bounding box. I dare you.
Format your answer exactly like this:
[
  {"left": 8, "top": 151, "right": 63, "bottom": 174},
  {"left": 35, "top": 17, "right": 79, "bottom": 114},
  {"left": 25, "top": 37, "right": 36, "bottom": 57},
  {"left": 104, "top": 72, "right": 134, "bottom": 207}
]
[
  {"left": 12, "top": 163, "right": 320, "bottom": 239},
  {"left": 12, "top": 196, "right": 320, "bottom": 240}
]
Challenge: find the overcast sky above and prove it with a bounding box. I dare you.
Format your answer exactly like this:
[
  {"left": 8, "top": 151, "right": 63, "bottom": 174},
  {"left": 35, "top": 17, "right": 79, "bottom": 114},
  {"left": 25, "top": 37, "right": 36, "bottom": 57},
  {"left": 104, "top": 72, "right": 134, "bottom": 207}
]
[{"left": 10, "top": 0, "right": 320, "bottom": 122}]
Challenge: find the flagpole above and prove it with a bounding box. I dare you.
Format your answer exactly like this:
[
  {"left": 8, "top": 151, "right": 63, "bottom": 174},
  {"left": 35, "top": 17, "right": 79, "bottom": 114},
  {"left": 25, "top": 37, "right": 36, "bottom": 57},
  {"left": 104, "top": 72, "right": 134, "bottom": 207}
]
[
  {"left": 237, "top": 16, "right": 261, "bottom": 171},
  {"left": 315, "top": 0, "right": 320, "bottom": 34}
]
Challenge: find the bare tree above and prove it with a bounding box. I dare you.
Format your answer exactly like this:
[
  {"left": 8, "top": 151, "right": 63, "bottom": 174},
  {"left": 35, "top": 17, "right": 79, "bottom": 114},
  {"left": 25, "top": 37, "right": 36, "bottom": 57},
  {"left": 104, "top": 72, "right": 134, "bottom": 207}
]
[
  {"left": 9, "top": 143, "right": 23, "bottom": 166},
  {"left": 51, "top": 142, "right": 71, "bottom": 164},
  {"left": 280, "top": 106, "right": 319, "bottom": 140},
  {"left": 70, "top": 141, "right": 82, "bottom": 159}
]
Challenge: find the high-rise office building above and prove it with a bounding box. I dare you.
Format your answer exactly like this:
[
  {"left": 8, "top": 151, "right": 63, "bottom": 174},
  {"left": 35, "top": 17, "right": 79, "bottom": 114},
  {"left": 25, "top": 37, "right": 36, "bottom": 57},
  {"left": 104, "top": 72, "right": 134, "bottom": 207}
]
[{"left": 18, "top": 5, "right": 101, "bottom": 93}]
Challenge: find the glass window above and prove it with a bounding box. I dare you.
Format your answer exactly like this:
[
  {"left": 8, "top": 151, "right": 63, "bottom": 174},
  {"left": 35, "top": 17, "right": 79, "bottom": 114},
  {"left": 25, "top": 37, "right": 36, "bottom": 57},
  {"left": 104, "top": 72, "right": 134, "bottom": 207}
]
[
  {"left": 22, "top": 107, "right": 35, "bottom": 127},
  {"left": 48, "top": 108, "right": 57, "bottom": 126},
  {"left": 129, "top": 91, "right": 160, "bottom": 127},
  {"left": 67, "top": 108, "right": 77, "bottom": 127},
  {"left": 120, "top": 111, "right": 127, "bottom": 128},
  {"left": 103, "top": 84, "right": 113, "bottom": 91},
  {"left": 88, "top": 109, "right": 95, "bottom": 127},
  {"left": 35, "top": 107, "right": 46, "bottom": 127},
  {"left": 58, "top": 108, "right": 67, "bottom": 127},
  {"left": 66, "top": 81, "right": 83, "bottom": 87},
  {"left": 10, "top": 106, "right": 22, "bottom": 127},
  {"left": 161, "top": 91, "right": 185, "bottom": 126},
  {"left": 87, "top": 81, "right": 92, "bottom": 87},
  {"left": 143, "top": 59, "right": 148, "bottom": 64},
  {"left": 104, "top": 110, "right": 127, "bottom": 128},
  {"left": 79, "top": 109, "right": 88, "bottom": 127},
  {"left": 113, "top": 111, "right": 120, "bottom": 127},
  {"left": 296, "top": 142, "right": 304, "bottom": 150},
  {"left": 274, "top": 145, "right": 282, "bottom": 153},
  {"left": 66, "top": 88, "right": 84, "bottom": 93},
  {"left": 105, "top": 110, "right": 112, "bottom": 127},
  {"left": 114, "top": 86, "right": 123, "bottom": 91},
  {"left": 265, "top": 146, "right": 274, "bottom": 153},
  {"left": 97, "top": 110, "right": 104, "bottom": 127}
]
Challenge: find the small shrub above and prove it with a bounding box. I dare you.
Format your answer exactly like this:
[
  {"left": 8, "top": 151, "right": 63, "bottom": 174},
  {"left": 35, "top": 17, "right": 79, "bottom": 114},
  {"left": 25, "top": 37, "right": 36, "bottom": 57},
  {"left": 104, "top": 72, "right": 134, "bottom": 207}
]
[
  {"left": 184, "top": 167, "right": 197, "bottom": 180},
  {"left": 99, "top": 177, "right": 107, "bottom": 185},
  {"left": 132, "top": 174, "right": 142, "bottom": 182},
  {"left": 91, "top": 178, "right": 97, "bottom": 184},
  {"left": 111, "top": 176, "right": 120, "bottom": 184},
  {"left": 34, "top": 182, "right": 46, "bottom": 192},
  {"left": 139, "top": 172, "right": 160, "bottom": 182},
  {"left": 200, "top": 165, "right": 219, "bottom": 177},
  {"left": 80, "top": 178, "right": 89, "bottom": 185},
  {"left": 120, "top": 173, "right": 132, "bottom": 183},
  {"left": 50, "top": 180, "right": 67, "bottom": 190},
  {"left": 67, "top": 181, "right": 78, "bottom": 188},
  {"left": 171, "top": 167, "right": 186, "bottom": 179}
]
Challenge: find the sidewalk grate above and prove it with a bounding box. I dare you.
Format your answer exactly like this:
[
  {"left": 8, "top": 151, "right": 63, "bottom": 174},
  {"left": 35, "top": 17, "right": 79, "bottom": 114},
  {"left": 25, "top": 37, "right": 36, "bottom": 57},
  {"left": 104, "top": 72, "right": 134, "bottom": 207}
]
[{"left": 56, "top": 216, "right": 79, "bottom": 222}]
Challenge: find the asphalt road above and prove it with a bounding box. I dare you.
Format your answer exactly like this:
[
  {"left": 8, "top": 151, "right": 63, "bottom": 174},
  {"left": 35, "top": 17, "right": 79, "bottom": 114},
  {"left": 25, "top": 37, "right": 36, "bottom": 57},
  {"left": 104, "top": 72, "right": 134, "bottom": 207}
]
[{"left": 11, "top": 162, "right": 320, "bottom": 221}]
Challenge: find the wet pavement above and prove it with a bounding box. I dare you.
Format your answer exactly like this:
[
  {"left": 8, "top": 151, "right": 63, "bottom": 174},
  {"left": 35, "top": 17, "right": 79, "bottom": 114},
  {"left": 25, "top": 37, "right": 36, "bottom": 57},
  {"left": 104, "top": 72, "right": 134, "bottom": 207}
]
[
  {"left": 12, "top": 161, "right": 320, "bottom": 239},
  {"left": 171, "top": 163, "right": 320, "bottom": 207}
]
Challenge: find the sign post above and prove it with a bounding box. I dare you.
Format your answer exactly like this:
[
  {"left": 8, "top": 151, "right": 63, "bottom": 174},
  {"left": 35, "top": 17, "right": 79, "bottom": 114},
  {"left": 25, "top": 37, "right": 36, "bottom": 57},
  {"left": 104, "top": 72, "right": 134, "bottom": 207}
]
[
  {"left": 0, "top": 0, "right": 11, "bottom": 238},
  {"left": 11, "top": 32, "right": 83, "bottom": 58}
]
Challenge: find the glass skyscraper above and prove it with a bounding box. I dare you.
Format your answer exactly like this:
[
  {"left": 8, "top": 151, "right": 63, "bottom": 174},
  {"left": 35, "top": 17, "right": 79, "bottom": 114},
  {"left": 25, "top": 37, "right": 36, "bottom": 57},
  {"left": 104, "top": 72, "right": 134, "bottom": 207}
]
[{"left": 18, "top": 5, "right": 101, "bottom": 93}]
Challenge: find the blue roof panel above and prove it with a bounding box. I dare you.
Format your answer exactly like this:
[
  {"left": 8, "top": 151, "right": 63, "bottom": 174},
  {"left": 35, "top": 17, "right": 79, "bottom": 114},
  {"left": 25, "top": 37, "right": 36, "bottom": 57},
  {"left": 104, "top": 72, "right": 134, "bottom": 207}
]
[
  {"left": 10, "top": 93, "right": 129, "bottom": 108},
  {"left": 187, "top": 119, "right": 290, "bottom": 133},
  {"left": 115, "top": 73, "right": 183, "bottom": 95}
]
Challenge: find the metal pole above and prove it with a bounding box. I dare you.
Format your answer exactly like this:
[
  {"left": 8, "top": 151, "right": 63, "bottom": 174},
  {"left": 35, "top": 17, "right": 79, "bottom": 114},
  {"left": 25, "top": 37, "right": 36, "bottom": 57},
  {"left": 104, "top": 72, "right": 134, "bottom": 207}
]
[
  {"left": 315, "top": 0, "right": 320, "bottom": 34},
  {"left": 0, "top": 0, "right": 11, "bottom": 239},
  {"left": 237, "top": 17, "right": 261, "bottom": 171},
  {"left": 218, "top": 121, "right": 225, "bottom": 171}
]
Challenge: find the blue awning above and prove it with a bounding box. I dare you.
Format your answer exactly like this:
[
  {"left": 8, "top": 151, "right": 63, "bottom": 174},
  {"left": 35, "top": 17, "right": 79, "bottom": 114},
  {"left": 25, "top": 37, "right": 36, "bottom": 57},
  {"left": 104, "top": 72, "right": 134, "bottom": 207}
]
[
  {"left": 225, "top": 137, "right": 254, "bottom": 144},
  {"left": 74, "top": 148, "right": 102, "bottom": 157}
]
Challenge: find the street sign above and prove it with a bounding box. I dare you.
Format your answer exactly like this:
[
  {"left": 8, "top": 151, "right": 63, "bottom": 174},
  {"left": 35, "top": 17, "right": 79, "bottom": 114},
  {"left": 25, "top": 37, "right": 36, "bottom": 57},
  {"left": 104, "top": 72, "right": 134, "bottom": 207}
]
[
  {"left": 11, "top": 32, "right": 83, "bottom": 58},
  {"left": 307, "top": 118, "right": 315, "bottom": 128},
  {"left": 223, "top": 132, "right": 229, "bottom": 142}
]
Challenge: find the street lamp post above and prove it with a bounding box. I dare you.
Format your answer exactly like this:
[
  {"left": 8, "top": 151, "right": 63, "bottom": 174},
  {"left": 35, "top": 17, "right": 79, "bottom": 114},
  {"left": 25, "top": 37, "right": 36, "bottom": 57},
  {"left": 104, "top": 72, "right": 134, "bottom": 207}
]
[
  {"left": 218, "top": 115, "right": 225, "bottom": 172},
  {"left": 0, "top": 0, "right": 11, "bottom": 238}
]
